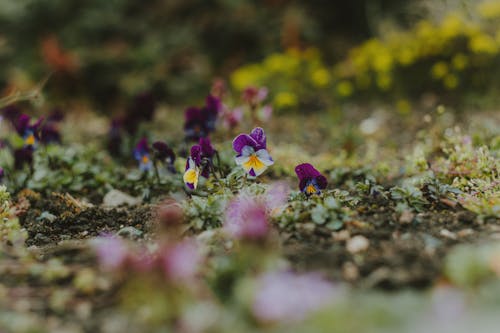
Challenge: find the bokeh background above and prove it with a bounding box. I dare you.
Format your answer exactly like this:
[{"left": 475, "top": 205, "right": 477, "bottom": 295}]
[{"left": 2, "top": 0, "right": 498, "bottom": 114}]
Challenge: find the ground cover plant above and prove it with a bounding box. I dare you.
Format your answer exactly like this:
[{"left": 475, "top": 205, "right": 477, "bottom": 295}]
[{"left": 0, "top": 1, "right": 500, "bottom": 332}]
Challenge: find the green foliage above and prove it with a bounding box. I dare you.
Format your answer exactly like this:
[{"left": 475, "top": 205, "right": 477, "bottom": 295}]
[{"left": 278, "top": 190, "right": 356, "bottom": 231}]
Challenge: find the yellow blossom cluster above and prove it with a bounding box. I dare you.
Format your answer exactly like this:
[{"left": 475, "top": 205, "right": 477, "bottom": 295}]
[{"left": 230, "top": 3, "right": 500, "bottom": 110}]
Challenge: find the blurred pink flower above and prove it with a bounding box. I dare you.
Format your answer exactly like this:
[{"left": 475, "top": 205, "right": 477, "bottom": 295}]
[
  {"left": 161, "top": 240, "right": 201, "bottom": 282},
  {"left": 242, "top": 86, "right": 268, "bottom": 106},
  {"left": 252, "top": 271, "right": 337, "bottom": 323},
  {"left": 224, "top": 183, "right": 289, "bottom": 240},
  {"left": 92, "top": 235, "right": 128, "bottom": 270},
  {"left": 225, "top": 194, "right": 269, "bottom": 240},
  {"left": 223, "top": 107, "right": 244, "bottom": 130}
]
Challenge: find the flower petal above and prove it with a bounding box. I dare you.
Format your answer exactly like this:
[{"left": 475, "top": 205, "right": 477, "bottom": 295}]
[
  {"left": 256, "top": 149, "right": 274, "bottom": 166},
  {"left": 250, "top": 127, "right": 266, "bottom": 148},
  {"left": 232, "top": 134, "right": 258, "bottom": 154}
]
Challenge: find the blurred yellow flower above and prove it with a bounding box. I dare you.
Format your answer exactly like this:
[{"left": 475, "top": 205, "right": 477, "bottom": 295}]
[
  {"left": 452, "top": 54, "right": 468, "bottom": 70},
  {"left": 444, "top": 74, "right": 459, "bottom": 90},
  {"left": 274, "top": 91, "right": 298, "bottom": 108},
  {"left": 469, "top": 33, "right": 498, "bottom": 54},
  {"left": 376, "top": 73, "right": 392, "bottom": 90},
  {"left": 231, "top": 64, "right": 264, "bottom": 90},
  {"left": 431, "top": 62, "right": 449, "bottom": 79},
  {"left": 310, "top": 68, "right": 331, "bottom": 87},
  {"left": 336, "top": 81, "right": 354, "bottom": 97},
  {"left": 264, "top": 53, "right": 299, "bottom": 73}
]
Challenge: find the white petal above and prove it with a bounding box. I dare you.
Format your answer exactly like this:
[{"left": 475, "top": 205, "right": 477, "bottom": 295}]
[
  {"left": 256, "top": 149, "right": 274, "bottom": 166},
  {"left": 235, "top": 155, "right": 250, "bottom": 166}
]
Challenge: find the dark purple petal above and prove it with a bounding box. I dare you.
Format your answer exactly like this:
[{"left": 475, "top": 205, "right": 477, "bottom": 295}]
[
  {"left": 152, "top": 141, "right": 175, "bottom": 163},
  {"left": 0, "top": 167, "right": 4, "bottom": 182},
  {"left": 250, "top": 127, "right": 266, "bottom": 149},
  {"left": 199, "top": 137, "right": 215, "bottom": 158},
  {"left": 15, "top": 114, "right": 30, "bottom": 136},
  {"left": 184, "top": 107, "right": 202, "bottom": 122},
  {"left": 190, "top": 144, "right": 202, "bottom": 165},
  {"left": 200, "top": 166, "right": 210, "bottom": 178},
  {"left": 47, "top": 109, "right": 65, "bottom": 122},
  {"left": 40, "top": 125, "right": 61, "bottom": 144},
  {"left": 205, "top": 95, "right": 222, "bottom": 115},
  {"left": 315, "top": 175, "right": 328, "bottom": 190},
  {"left": 232, "top": 134, "right": 258, "bottom": 154}
]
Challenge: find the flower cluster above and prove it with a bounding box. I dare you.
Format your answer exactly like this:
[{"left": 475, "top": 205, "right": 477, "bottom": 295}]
[
  {"left": 134, "top": 137, "right": 176, "bottom": 174},
  {"left": 92, "top": 235, "right": 201, "bottom": 283},
  {"left": 230, "top": 6, "right": 500, "bottom": 108}
]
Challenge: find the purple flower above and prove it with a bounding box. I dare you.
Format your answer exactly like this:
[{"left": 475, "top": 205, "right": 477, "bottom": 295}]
[
  {"left": 40, "top": 109, "right": 64, "bottom": 144},
  {"left": 183, "top": 137, "right": 216, "bottom": 189},
  {"left": 14, "top": 114, "right": 43, "bottom": 148},
  {"left": 92, "top": 235, "right": 129, "bottom": 270},
  {"left": 295, "top": 163, "right": 328, "bottom": 195},
  {"left": 0, "top": 167, "right": 4, "bottom": 182},
  {"left": 161, "top": 240, "right": 201, "bottom": 282},
  {"left": 14, "top": 146, "right": 34, "bottom": 170},
  {"left": 133, "top": 137, "right": 152, "bottom": 172},
  {"left": 224, "top": 183, "right": 288, "bottom": 240},
  {"left": 152, "top": 141, "right": 176, "bottom": 172},
  {"left": 233, "top": 127, "right": 274, "bottom": 177},
  {"left": 252, "top": 271, "right": 337, "bottom": 323},
  {"left": 184, "top": 95, "right": 222, "bottom": 141}
]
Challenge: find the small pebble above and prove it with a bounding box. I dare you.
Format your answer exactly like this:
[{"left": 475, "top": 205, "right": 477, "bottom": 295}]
[{"left": 346, "top": 235, "right": 370, "bottom": 254}]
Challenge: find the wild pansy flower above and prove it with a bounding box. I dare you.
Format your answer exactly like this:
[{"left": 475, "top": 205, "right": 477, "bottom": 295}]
[
  {"left": 233, "top": 127, "right": 274, "bottom": 177},
  {"left": 152, "top": 141, "right": 176, "bottom": 172},
  {"left": 295, "top": 163, "right": 327, "bottom": 196},
  {"left": 183, "top": 137, "right": 216, "bottom": 189},
  {"left": 133, "top": 137, "right": 152, "bottom": 172},
  {"left": 184, "top": 95, "right": 222, "bottom": 141},
  {"left": 252, "top": 270, "right": 338, "bottom": 323},
  {"left": 15, "top": 114, "right": 43, "bottom": 148}
]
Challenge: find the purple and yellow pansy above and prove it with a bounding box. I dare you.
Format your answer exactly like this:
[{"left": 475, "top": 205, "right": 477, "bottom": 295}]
[
  {"left": 183, "top": 137, "right": 216, "bottom": 189},
  {"left": 15, "top": 114, "right": 43, "bottom": 148},
  {"left": 233, "top": 127, "right": 274, "bottom": 177},
  {"left": 134, "top": 137, "right": 153, "bottom": 172},
  {"left": 295, "top": 163, "right": 327, "bottom": 196}
]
